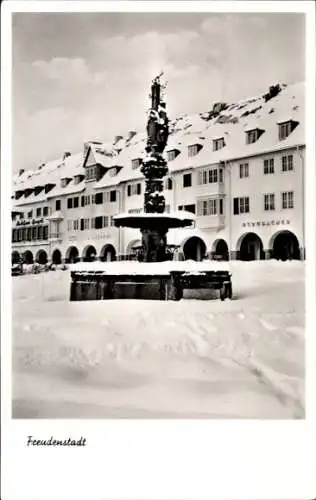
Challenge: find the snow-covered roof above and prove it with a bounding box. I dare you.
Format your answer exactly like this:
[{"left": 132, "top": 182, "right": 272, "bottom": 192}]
[{"left": 12, "top": 81, "right": 305, "bottom": 206}]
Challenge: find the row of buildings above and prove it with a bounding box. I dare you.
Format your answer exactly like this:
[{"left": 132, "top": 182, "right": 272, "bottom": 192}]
[{"left": 11, "top": 81, "right": 305, "bottom": 265}]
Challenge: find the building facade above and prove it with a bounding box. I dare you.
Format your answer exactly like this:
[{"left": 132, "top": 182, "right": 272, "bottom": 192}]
[{"left": 11, "top": 82, "right": 305, "bottom": 265}]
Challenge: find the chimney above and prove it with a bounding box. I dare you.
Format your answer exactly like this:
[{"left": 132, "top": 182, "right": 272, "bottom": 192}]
[
  {"left": 63, "top": 151, "right": 71, "bottom": 161},
  {"left": 127, "top": 130, "right": 137, "bottom": 141},
  {"left": 113, "top": 135, "right": 123, "bottom": 145},
  {"left": 19, "top": 168, "right": 25, "bottom": 176}
]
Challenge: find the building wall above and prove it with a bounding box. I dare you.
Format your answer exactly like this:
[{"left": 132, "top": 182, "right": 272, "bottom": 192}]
[{"left": 11, "top": 145, "right": 305, "bottom": 263}]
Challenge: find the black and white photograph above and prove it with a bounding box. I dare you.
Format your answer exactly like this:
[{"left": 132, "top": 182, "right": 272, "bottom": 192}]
[
  {"left": 2, "top": 1, "right": 316, "bottom": 499},
  {"left": 9, "top": 8, "right": 308, "bottom": 420}
]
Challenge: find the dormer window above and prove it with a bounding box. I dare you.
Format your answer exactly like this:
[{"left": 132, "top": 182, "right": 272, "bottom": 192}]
[
  {"left": 86, "top": 166, "right": 96, "bottom": 181},
  {"left": 167, "top": 149, "right": 180, "bottom": 162},
  {"left": 109, "top": 167, "right": 120, "bottom": 177},
  {"left": 188, "top": 144, "right": 202, "bottom": 157},
  {"left": 132, "top": 158, "right": 142, "bottom": 169},
  {"left": 278, "top": 120, "right": 298, "bottom": 140},
  {"left": 246, "top": 128, "right": 264, "bottom": 145},
  {"left": 44, "top": 183, "right": 55, "bottom": 194},
  {"left": 60, "top": 178, "right": 70, "bottom": 188},
  {"left": 213, "top": 137, "right": 225, "bottom": 151},
  {"left": 74, "top": 175, "right": 81, "bottom": 185}
]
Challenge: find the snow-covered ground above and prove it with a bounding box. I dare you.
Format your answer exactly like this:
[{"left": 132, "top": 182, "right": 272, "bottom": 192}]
[{"left": 12, "top": 261, "right": 305, "bottom": 418}]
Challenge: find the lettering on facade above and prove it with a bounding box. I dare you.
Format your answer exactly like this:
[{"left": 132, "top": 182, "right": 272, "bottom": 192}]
[
  {"left": 242, "top": 220, "right": 290, "bottom": 228},
  {"left": 16, "top": 218, "right": 45, "bottom": 227}
]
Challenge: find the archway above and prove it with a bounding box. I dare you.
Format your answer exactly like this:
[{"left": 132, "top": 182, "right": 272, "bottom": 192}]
[
  {"left": 65, "top": 246, "right": 79, "bottom": 264},
  {"left": 238, "top": 233, "right": 264, "bottom": 261},
  {"left": 212, "top": 239, "right": 229, "bottom": 261},
  {"left": 183, "top": 237, "right": 206, "bottom": 261},
  {"left": 126, "top": 239, "right": 142, "bottom": 260},
  {"left": 23, "top": 250, "right": 34, "bottom": 264},
  {"left": 82, "top": 245, "right": 97, "bottom": 262},
  {"left": 100, "top": 244, "right": 116, "bottom": 262},
  {"left": 12, "top": 251, "right": 20, "bottom": 264},
  {"left": 52, "top": 249, "right": 62, "bottom": 265},
  {"left": 36, "top": 249, "right": 48, "bottom": 264},
  {"left": 270, "top": 231, "right": 300, "bottom": 260}
]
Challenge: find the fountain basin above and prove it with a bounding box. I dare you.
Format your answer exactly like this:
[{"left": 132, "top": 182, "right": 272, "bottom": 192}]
[
  {"left": 69, "top": 261, "right": 233, "bottom": 302},
  {"left": 113, "top": 210, "right": 195, "bottom": 230}
]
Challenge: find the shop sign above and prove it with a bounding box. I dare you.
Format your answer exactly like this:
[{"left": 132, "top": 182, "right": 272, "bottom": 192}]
[
  {"left": 242, "top": 219, "right": 290, "bottom": 228},
  {"left": 16, "top": 218, "right": 44, "bottom": 227}
]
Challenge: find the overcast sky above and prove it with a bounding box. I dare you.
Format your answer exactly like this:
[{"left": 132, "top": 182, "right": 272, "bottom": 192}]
[{"left": 12, "top": 12, "right": 305, "bottom": 172}]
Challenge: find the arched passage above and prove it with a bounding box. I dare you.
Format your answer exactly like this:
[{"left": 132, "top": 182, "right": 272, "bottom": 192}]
[
  {"left": 270, "top": 231, "right": 300, "bottom": 260},
  {"left": 23, "top": 250, "right": 34, "bottom": 264},
  {"left": 65, "top": 246, "right": 79, "bottom": 264},
  {"left": 183, "top": 237, "right": 206, "bottom": 262},
  {"left": 36, "top": 249, "right": 48, "bottom": 264},
  {"left": 126, "top": 239, "right": 142, "bottom": 260},
  {"left": 82, "top": 245, "right": 97, "bottom": 262},
  {"left": 212, "top": 239, "right": 229, "bottom": 261},
  {"left": 100, "top": 244, "right": 116, "bottom": 262},
  {"left": 238, "top": 232, "right": 264, "bottom": 261},
  {"left": 52, "top": 249, "right": 62, "bottom": 265},
  {"left": 12, "top": 251, "right": 20, "bottom": 264}
]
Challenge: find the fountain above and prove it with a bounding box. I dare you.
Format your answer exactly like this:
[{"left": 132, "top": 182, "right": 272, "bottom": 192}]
[{"left": 70, "top": 75, "right": 232, "bottom": 301}]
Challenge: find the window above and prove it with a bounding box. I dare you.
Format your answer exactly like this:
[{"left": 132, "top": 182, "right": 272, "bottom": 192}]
[
  {"left": 86, "top": 166, "right": 96, "bottom": 181},
  {"left": 43, "top": 226, "right": 48, "bottom": 240},
  {"left": 213, "top": 138, "right": 225, "bottom": 151},
  {"left": 198, "top": 168, "right": 222, "bottom": 185},
  {"left": 43, "top": 206, "right": 49, "bottom": 217},
  {"left": 67, "top": 198, "right": 73, "bottom": 209},
  {"left": 246, "top": 128, "right": 264, "bottom": 145},
  {"left": 264, "top": 158, "right": 274, "bottom": 175},
  {"left": 73, "top": 219, "right": 79, "bottom": 231},
  {"left": 279, "top": 121, "right": 292, "bottom": 140},
  {"left": 36, "top": 207, "right": 41, "bottom": 217},
  {"left": 167, "top": 150, "right": 178, "bottom": 161},
  {"left": 219, "top": 198, "right": 224, "bottom": 215},
  {"left": 183, "top": 173, "right": 192, "bottom": 188},
  {"left": 94, "top": 216, "right": 103, "bottom": 229},
  {"left": 28, "top": 210, "right": 33, "bottom": 218},
  {"left": 127, "top": 183, "right": 142, "bottom": 196},
  {"left": 61, "top": 178, "right": 68, "bottom": 188},
  {"left": 188, "top": 145, "right": 199, "bottom": 157},
  {"left": 95, "top": 192, "right": 103, "bottom": 204},
  {"left": 38, "top": 226, "right": 43, "bottom": 240},
  {"left": 165, "top": 178, "right": 173, "bottom": 190},
  {"left": 239, "top": 163, "right": 249, "bottom": 178},
  {"left": 110, "top": 190, "right": 117, "bottom": 202},
  {"left": 197, "top": 198, "right": 222, "bottom": 216},
  {"left": 128, "top": 208, "right": 142, "bottom": 214},
  {"left": 282, "top": 191, "right": 294, "bottom": 209},
  {"left": 82, "top": 195, "right": 90, "bottom": 206},
  {"left": 282, "top": 154, "right": 294, "bottom": 172},
  {"left": 73, "top": 197, "right": 79, "bottom": 208},
  {"left": 209, "top": 169, "right": 218, "bottom": 183},
  {"left": 132, "top": 158, "right": 141, "bottom": 169},
  {"left": 264, "top": 193, "right": 275, "bottom": 211},
  {"left": 55, "top": 199, "right": 61, "bottom": 211},
  {"left": 233, "top": 197, "right": 250, "bottom": 214},
  {"left": 80, "top": 218, "right": 90, "bottom": 231},
  {"left": 219, "top": 168, "right": 224, "bottom": 183},
  {"left": 74, "top": 175, "right": 81, "bottom": 185},
  {"left": 91, "top": 194, "right": 96, "bottom": 204},
  {"left": 67, "top": 220, "right": 72, "bottom": 231}
]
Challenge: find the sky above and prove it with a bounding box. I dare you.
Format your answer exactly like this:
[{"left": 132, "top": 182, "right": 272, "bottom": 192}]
[{"left": 12, "top": 12, "right": 305, "bottom": 172}]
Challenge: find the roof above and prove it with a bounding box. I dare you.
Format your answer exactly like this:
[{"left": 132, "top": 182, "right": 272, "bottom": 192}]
[{"left": 12, "top": 81, "right": 305, "bottom": 205}]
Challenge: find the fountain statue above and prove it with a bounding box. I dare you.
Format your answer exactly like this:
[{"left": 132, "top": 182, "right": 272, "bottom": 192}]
[
  {"left": 113, "top": 73, "right": 193, "bottom": 262},
  {"left": 69, "top": 75, "right": 233, "bottom": 302}
]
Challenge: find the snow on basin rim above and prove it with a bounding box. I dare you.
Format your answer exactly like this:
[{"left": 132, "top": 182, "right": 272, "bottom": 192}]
[
  {"left": 113, "top": 209, "right": 196, "bottom": 221},
  {"left": 70, "top": 260, "right": 232, "bottom": 275}
]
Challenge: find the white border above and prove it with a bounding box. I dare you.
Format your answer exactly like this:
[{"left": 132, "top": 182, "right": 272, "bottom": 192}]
[{"left": 1, "top": 2, "right": 316, "bottom": 500}]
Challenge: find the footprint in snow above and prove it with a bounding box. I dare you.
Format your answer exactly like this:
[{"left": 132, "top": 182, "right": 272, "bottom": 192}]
[{"left": 259, "top": 318, "right": 278, "bottom": 331}]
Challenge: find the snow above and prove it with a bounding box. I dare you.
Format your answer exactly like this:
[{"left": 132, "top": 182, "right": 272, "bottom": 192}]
[
  {"left": 12, "top": 260, "right": 304, "bottom": 418},
  {"left": 70, "top": 259, "right": 231, "bottom": 275}
]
